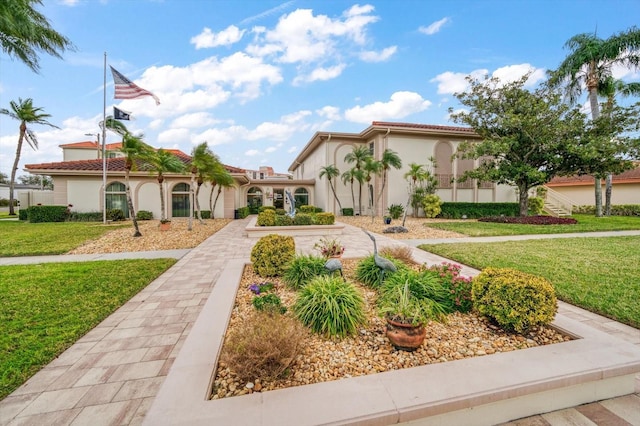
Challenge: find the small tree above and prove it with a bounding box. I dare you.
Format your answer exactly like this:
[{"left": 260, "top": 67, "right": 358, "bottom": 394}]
[
  {"left": 147, "top": 149, "right": 186, "bottom": 222},
  {"left": 319, "top": 165, "right": 342, "bottom": 213},
  {"left": 449, "top": 75, "right": 587, "bottom": 216},
  {"left": 208, "top": 162, "right": 234, "bottom": 218},
  {"left": 344, "top": 145, "right": 372, "bottom": 215}
]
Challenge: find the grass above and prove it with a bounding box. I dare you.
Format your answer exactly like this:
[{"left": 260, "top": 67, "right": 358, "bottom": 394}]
[
  {"left": 426, "top": 214, "right": 640, "bottom": 237},
  {"left": 0, "top": 221, "right": 129, "bottom": 256},
  {"left": 419, "top": 236, "right": 640, "bottom": 328},
  {"left": 0, "top": 258, "right": 176, "bottom": 399}
]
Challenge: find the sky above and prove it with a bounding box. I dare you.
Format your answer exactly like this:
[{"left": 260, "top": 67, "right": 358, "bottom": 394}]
[{"left": 1, "top": 0, "right": 639, "bottom": 178}]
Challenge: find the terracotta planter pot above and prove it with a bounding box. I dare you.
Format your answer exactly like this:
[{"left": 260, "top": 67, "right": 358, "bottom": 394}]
[
  {"left": 385, "top": 318, "right": 426, "bottom": 351},
  {"left": 159, "top": 222, "right": 171, "bottom": 231}
]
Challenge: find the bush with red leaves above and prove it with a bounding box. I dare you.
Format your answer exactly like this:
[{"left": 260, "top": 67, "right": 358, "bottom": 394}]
[{"left": 478, "top": 215, "right": 578, "bottom": 225}]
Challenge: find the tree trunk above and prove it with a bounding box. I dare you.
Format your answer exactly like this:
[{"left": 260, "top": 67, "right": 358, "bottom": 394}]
[
  {"left": 188, "top": 176, "right": 195, "bottom": 231},
  {"left": 209, "top": 185, "right": 215, "bottom": 216},
  {"left": 518, "top": 184, "right": 529, "bottom": 217},
  {"left": 9, "top": 125, "right": 26, "bottom": 216},
  {"left": 126, "top": 170, "right": 142, "bottom": 237},
  {"left": 195, "top": 183, "right": 204, "bottom": 224},
  {"left": 158, "top": 177, "right": 166, "bottom": 221},
  {"left": 375, "top": 171, "right": 388, "bottom": 220},
  {"left": 212, "top": 186, "right": 223, "bottom": 219},
  {"left": 350, "top": 181, "right": 356, "bottom": 214},
  {"left": 604, "top": 173, "right": 612, "bottom": 216},
  {"left": 357, "top": 182, "right": 363, "bottom": 215},
  {"left": 328, "top": 178, "right": 342, "bottom": 212},
  {"left": 594, "top": 176, "right": 603, "bottom": 217}
]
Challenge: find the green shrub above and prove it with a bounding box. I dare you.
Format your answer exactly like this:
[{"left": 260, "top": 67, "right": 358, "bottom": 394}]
[
  {"left": 198, "top": 210, "right": 211, "bottom": 219},
  {"left": 283, "top": 255, "right": 327, "bottom": 290},
  {"left": 236, "top": 207, "right": 250, "bottom": 218},
  {"left": 355, "top": 255, "right": 406, "bottom": 288},
  {"left": 220, "top": 311, "right": 305, "bottom": 382},
  {"left": 527, "top": 197, "right": 544, "bottom": 215},
  {"left": 250, "top": 234, "right": 295, "bottom": 277},
  {"left": 257, "top": 209, "right": 276, "bottom": 226},
  {"left": 387, "top": 204, "right": 404, "bottom": 220},
  {"left": 342, "top": 208, "right": 354, "bottom": 216},
  {"left": 299, "top": 205, "right": 316, "bottom": 214},
  {"left": 136, "top": 210, "right": 153, "bottom": 220},
  {"left": 275, "top": 208, "right": 286, "bottom": 215},
  {"left": 27, "top": 205, "right": 69, "bottom": 223},
  {"left": 107, "top": 209, "right": 125, "bottom": 221},
  {"left": 313, "top": 212, "right": 335, "bottom": 225},
  {"left": 274, "top": 215, "right": 294, "bottom": 226},
  {"left": 68, "top": 211, "right": 103, "bottom": 222},
  {"left": 421, "top": 262, "right": 473, "bottom": 313},
  {"left": 252, "top": 293, "right": 287, "bottom": 314},
  {"left": 422, "top": 194, "right": 443, "bottom": 218},
  {"left": 438, "top": 202, "right": 519, "bottom": 219},
  {"left": 472, "top": 267, "right": 557, "bottom": 333},
  {"left": 259, "top": 206, "right": 276, "bottom": 213},
  {"left": 293, "top": 213, "right": 313, "bottom": 225},
  {"left": 18, "top": 209, "right": 29, "bottom": 221},
  {"left": 293, "top": 275, "right": 366, "bottom": 337}
]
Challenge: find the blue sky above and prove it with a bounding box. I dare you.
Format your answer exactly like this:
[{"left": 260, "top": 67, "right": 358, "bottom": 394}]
[{"left": 1, "top": 0, "right": 639, "bottom": 177}]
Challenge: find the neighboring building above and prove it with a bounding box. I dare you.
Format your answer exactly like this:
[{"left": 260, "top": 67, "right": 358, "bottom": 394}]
[
  {"left": 289, "top": 121, "right": 518, "bottom": 216},
  {"left": 24, "top": 141, "right": 312, "bottom": 219},
  {"left": 245, "top": 166, "right": 292, "bottom": 180}
]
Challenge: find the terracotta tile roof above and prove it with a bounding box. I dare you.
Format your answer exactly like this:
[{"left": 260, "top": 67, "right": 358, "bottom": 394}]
[
  {"left": 548, "top": 165, "right": 640, "bottom": 186},
  {"left": 371, "top": 121, "right": 475, "bottom": 133}
]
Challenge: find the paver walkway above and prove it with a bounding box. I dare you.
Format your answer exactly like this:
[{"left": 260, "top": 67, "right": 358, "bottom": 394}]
[{"left": 0, "top": 218, "right": 638, "bottom": 425}]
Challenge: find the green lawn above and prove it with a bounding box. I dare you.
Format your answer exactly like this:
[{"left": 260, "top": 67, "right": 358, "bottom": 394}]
[
  {"left": 0, "top": 221, "right": 129, "bottom": 256},
  {"left": 426, "top": 214, "right": 640, "bottom": 236},
  {"left": 0, "top": 259, "right": 176, "bottom": 399},
  {"left": 419, "top": 236, "right": 640, "bottom": 328}
]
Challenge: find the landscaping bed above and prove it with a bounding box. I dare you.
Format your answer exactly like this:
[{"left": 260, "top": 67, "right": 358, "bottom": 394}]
[{"left": 211, "top": 259, "right": 571, "bottom": 399}]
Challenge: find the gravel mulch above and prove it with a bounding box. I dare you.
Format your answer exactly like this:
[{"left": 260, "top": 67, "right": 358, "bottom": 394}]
[
  {"left": 337, "top": 216, "right": 467, "bottom": 239},
  {"left": 212, "top": 260, "right": 571, "bottom": 399}
]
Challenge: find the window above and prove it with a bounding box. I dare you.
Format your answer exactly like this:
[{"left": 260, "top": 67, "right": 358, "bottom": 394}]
[
  {"left": 172, "top": 183, "right": 191, "bottom": 217},
  {"left": 369, "top": 142, "right": 374, "bottom": 155},
  {"left": 247, "top": 187, "right": 263, "bottom": 213},
  {"left": 294, "top": 187, "right": 309, "bottom": 207},
  {"left": 434, "top": 142, "right": 453, "bottom": 188},
  {"left": 105, "top": 182, "right": 129, "bottom": 218}
]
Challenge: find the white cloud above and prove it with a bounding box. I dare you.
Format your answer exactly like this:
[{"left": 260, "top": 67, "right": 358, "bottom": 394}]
[
  {"left": 293, "top": 64, "right": 346, "bottom": 85},
  {"left": 316, "top": 106, "right": 341, "bottom": 121},
  {"left": 245, "top": 149, "right": 260, "bottom": 156},
  {"left": 265, "top": 146, "right": 277, "bottom": 153},
  {"left": 240, "top": 1, "right": 296, "bottom": 25},
  {"left": 170, "top": 112, "right": 218, "bottom": 129},
  {"left": 430, "top": 64, "right": 545, "bottom": 95},
  {"left": 359, "top": 46, "right": 397, "bottom": 62},
  {"left": 59, "top": 0, "right": 80, "bottom": 6},
  {"left": 344, "top": 91, "right": 432, "bottom": 123},
  {"left": 190, "top": 25, "right": 245, "bottom": 49},
  {"left": 419, "top": 17, "right": 450, "bottom": 35},
  {"left": 157, "top": 128, "right": 191, "bottom": 144},
  {"left": 287, "top": 146, "right": 298, "bottom": 153}
]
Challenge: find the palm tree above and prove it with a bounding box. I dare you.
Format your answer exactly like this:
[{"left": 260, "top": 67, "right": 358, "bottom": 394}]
[
  {"left": 0, "top": 98, "right": 58, "bottom": 215},
  {"left": 344, "top": 145, "right": 372, "bottom": 214},
  {"left": 119, "top": 132, "right": 153, "bottom": 237},
  {"left": 0, "top": 0, "right": 75, "bottom": 73},
  {"left": 208, "top": 162, "right": 234, "bottom": 218},
  {"left": 375, "top": 149, "right": 402, "bottom": 218},
  {"left": 363, "top": 157, "right": 382, "bottom": 219},
  {"left": 189, "top": 142, "right": 216, "bottom": 229},
  {"left": 404, "top": 163, "right": 429, "bottom": 217},
  {"left": 597, "top": 77, "right": 640, "bottom": 215},
  {"left": 147, "top": 149, "right": 186, "bottom": 222},
  {"left": 341, "top": 169, "right": 357, "bottom": 214},
  {"left": 319, "top": 165, "right": 342, "bottom": 213},
  {"left": 547, "top": 26, "right": 640, "bottom": 217}
]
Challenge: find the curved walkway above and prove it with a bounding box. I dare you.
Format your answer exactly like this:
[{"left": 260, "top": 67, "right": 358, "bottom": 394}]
[{"left": 0, "top": 219, "right": 638, "bottom": 425}]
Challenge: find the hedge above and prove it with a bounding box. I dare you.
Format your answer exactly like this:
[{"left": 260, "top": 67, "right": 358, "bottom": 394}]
[{"left": 438, "top": 202, "right": 519, "bottom": 219}]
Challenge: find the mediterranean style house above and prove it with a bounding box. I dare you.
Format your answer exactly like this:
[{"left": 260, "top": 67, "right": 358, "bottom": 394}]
[
  {"left": 288, "top": 121, "right": 517, "bottom": 216},
  {"left": 24, "top": 141, "right": 313, "bottom": 219}
]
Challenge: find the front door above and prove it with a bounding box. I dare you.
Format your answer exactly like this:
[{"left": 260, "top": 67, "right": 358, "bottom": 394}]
[{"left": 273, "top": 188, "right": 284, "bottom": 209}]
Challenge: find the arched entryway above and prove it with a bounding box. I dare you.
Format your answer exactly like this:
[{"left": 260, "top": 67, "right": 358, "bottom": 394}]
[
  {"left": 247, "top": 187, "right": 263, "bottom": 213},
  {"left": 172, "top": 183, "right": 191, "bottom": 217},
  {"left": 105, "top": 182, "right": 129, "bottom": 218},
  {"left": 294, "top": 187, "right": 309, "bottom": 207}
]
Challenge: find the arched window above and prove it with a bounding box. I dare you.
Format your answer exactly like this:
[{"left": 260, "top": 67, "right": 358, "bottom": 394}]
[
  {"left": 105, "top": 182, "right": 129, "bottom": 218},
  {"left": 172, "top": 183, "right": 191, "bottom": 217},
  {"left": 247, "top": 187, "right": 263, "bottom": 213},
  {"left": 294, "top": 187, "right": 309, "bottom": 208},
  {"left": 456, "top": 157, "right": 476, "bottom": 189},
  {"left": 434, "top": 142, "right": 453, "bottom": 188}
]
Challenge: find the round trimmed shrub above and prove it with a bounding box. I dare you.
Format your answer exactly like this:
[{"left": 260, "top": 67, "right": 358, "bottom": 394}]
[
  {"left": 293, "top": 275, "right": 366, "bottom": 337},
  {"left": 293, "top": 213, "right": 313, "bottom": 225},
  {"left": 422, "top": 194, "right": 443, "bottom": 218},
  {"left": 136, "top": 210, "right": 153, "bottom": 220},
  {"left": 282, "top": 255, "right": 327, "bottom": 290},
  {"left": 472, "top": 267, "right": 557, "bottom": 333},
  {"left": 257, "top": 209, "right": 276, "bottom": 226},
  {"left": 250, "top": 234, "right": 295, "bottom": 277},
  {"left": 313, "top": 212, "right": 335, "bottom": 225},
  {"left": 275, "top": 214, "right": 293, "bottom": 226}
]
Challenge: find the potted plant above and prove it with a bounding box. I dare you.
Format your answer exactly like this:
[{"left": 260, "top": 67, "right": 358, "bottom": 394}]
[
  {"left": 159, "top": 218, "right": 171, "bottom": 231},
  {"left": 313, "top": 237, "right": 345, "bottom": 259},
  {"left": 377, "top": 276, "right": 445, "bottom": 350},
  {"left": 383, "top": 216, "right": 392, "bottom": 225},
  {"left": 387, "top": 204, "right": 404, "bottom": 220}
]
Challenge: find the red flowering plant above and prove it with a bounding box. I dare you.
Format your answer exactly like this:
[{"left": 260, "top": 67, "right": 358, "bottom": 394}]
[
  {"left": 313, "top": 237, "right": 345, "bottom": 258},
  {"left": 422, "top": 262, "right": 473, "bottom": 313}
]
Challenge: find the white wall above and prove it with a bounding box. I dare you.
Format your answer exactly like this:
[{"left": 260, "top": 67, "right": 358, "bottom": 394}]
[
  {"left": 63, "top": 148, "right": 99, "bottom": 161},
  {"left": 67, "top": 179, "right": 101, "bottom": 212}
]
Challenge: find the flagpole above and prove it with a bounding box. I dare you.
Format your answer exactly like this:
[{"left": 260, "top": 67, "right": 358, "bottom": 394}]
[{"left": 102, "top": 51, "right": 107, "bottom": 225}]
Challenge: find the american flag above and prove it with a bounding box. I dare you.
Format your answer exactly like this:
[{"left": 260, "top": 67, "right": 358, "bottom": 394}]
[{"left": 110, "top": 66, "right": 160, "bottom": 105}]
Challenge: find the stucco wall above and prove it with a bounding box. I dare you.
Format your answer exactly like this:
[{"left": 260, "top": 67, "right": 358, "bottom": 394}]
[
  {"left": 67, "top": 179, "right": 101, "bottom": 212},
  {"left": 63, "top": 148, "right": 99, "bottom": 162},
  {"left": 548, "top": 183, "right": 640, "bottom": 206}
]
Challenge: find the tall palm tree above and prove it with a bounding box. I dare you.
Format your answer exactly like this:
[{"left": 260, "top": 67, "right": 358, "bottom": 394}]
[
  {"left": 341, "top": 169, "right": 357, "bottom": 214},
  {"left": 147, "top": 149, "right": 186, "bottom": 222},
  {"left": 119, "top": 132, "right": 153, "bottom": 237},
  {"left": 189, "top": 142, "right": 216, "bottom": 229},
  {"left": 319, "top": 164, "right": 342, "bottom": 213},
  {"left": 375, "top": 149, "right": 402, "bottom": 218},
  {"left": 208, "top": 162, "right": 234, "bottom": 218},
  {"left": 0, "top": 0, "right": 75, "bottom": 73},
  {"left": 0, "top": 98, "right": 58, "bottom": 215},
  {"left": 597, "top": 77, "right": 640, "bottom": 215},
  {"left": 548, "top": 26, "right": 640, "bottom": 217},
  {"left": 344, "top": 145, "right": 372, "bottom": 215}
]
